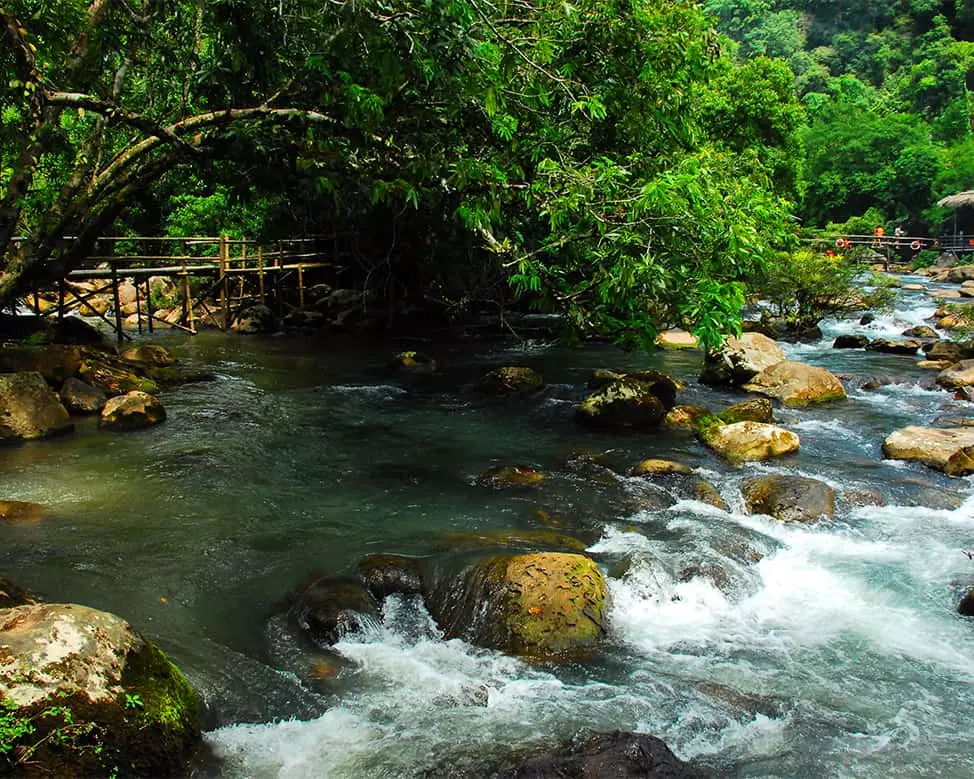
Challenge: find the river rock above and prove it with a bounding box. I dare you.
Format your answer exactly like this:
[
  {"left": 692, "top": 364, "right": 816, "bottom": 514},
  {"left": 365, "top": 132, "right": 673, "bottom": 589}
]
[
  {"left": 355, "top": 554, "right": 424, "bottom": 599},
  {"left": 923, "top": 341, "right": 974, "bottom": 363},
  {"left": 655, "top": 329, "right": 698, "bottom": 349},
  {"left": 934, "top": 264, "right": 974, "bottom": 283},
  {"left": 833, "top": 335, "right": 869, "bottom": 349},
  {"left": 0, "top": 344, "right": 84, "bottom": 384},
  {"left": 120, "top": 344, "right": 176, "bottom": 367},
  {"left": 477, "top": 465, "right": 546, "bottom": 488},
  {"left": 288, "top": 576, "right": 380, "bottom": 645},
  {"left": 0, "top": 372, "right": 74, "bottom": 443},
  {"left": 742, "top": 360, "right": 846, "bottom": 407},
  {"left": 0, "top": 500, "right": 47, "bottom": 523},
  {"left": 918, "top": 360, "right": 954, "bottom": 370},
  {"left": 742, "top": 475, "right": 836, "bottom": 523},
  {"left": 698, "top": 420, "right": 800, "bottom": 464},
  {"left": 630, "top": 460, "right": 728, "bottom": 511},
  {"left": 99, "top": 391, "right": 167, "bottom": 431},
  {"left": 426, "top": 552, "right": 607, "bottom": 660},
  {"left": 959, "top": 589, "right": 974, "bottom": 617},
  {"left": 0, "top": 575, "right": 35, "bottom": 608},
  {"left": 631, "top": 458, "right": 693, "bottom": 477},
  {"left": 0, "top": 603, "right": 201, "bottom": 776},
  {"left": 59, "top": 376, "right": 107, "bottom": 414},
  {"left": 882, "top": 426, "right": 974, "bottom": 476},
  {"left": 491, "top": 731, "right": 706, "bottom": 779},
  {"left": 79, "top": 354, "right": 160, "bottom": 395},
  {"left": 389, "top": 351, "right": 437, "bottom": 374},
  {"left": 866, "top": 338, "right": 923, "bottom": 355},
  {"left": 231, "top": 303, "right": 276, "bottom": 334},
  {"left": 936, "top": 359, "right": 974, "bottom": 389},
  {"left": 903, "top": 326, "right": 938, "bottom": 339},
  {"left": 718, "top": 398, "right": 774, "bottom": 425},
  {"left": 576, "top": 373, "right": 678, "bottom": 429},
  {"left": 477, "top": 366, "right": 543, "bottom": 395},
  {"left": 663, "top": 404, "right": 710, "bottom": 429},
  {"left": 700, "top": 332, "right": 785, "bottom": 386}
]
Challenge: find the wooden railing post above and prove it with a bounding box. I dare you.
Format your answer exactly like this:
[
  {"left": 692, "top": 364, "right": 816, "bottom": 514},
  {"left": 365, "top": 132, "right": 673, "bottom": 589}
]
[
  {"left": 257, "top": 247, "right": 265, "bottom": 304},
  {"left": 219, "top": 234, "right": 229, "bottom": 331},
  {"left": 110, "top": 261, "right": 124, "bottom": 343}
]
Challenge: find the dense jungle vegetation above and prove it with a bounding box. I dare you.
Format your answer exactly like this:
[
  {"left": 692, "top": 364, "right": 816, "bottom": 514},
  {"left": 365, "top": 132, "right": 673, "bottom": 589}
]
[{"left": 0, "top": 1, "right": 971, "bottom": 346}]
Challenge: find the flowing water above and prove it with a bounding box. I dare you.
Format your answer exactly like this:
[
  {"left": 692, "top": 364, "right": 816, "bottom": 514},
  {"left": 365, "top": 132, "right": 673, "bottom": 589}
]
[{"left": 2, "top": 279, "right": 973, "bottom": 777}]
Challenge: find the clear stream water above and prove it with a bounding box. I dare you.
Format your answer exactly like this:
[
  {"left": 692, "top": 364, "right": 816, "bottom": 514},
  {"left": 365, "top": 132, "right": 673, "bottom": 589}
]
[{"left": 2, "top": 280, "right": 973, "bottom": 777}]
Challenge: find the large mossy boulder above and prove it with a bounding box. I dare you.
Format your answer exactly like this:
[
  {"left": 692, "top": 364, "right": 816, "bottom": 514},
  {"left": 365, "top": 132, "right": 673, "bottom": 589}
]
[
  {"left": 491, "top": 731, "right": 707, "bottom": 779},
  {"left": 698, "top": 419, "right": 800, "bottom": 464},
  {"left": 426, "top": 552, "right": 608, "bottom": 660},
  {"left": 288, "top": 576, "right": 380, "bottom": 646},
  {"left": 477, "top": 366, "right": 543, "bottom": 395},
  {"left": 576, "top": 372, "right": 680, "bottom": 429},
  {"left": 741, "top": 360, "right": 846, "bottom": 407},
  {"left": 700, "top": 332, "right": 785, "bottom": 386},
  {"left": 742, "top": 476, "right": 836, "bottom": 523},
  {"left": 882, "top": 426, "right": 974, "bottom": 476},
  {"left": 0, "top": 372, "right": 74, "bottom": 443},
  {"left": 0, "top": 603, "right": 201, "bottom": 776},
  {"left": 99, "top": 391, "right": 167, "bottom": 431}
]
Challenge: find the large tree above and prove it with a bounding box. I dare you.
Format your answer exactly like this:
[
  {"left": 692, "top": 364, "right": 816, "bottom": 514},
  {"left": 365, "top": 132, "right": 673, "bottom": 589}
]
[{"left": 1, "top": 0, "right": 799, "bottom": 349}]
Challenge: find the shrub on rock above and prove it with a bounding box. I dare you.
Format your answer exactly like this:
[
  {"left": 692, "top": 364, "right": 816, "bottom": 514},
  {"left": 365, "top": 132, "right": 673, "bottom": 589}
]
[
  {"left": 0, "top": 603, "right": 201, "bottom": 776},
  {"left": 99, "top": 391, "right": 166, "bottom": 431}
]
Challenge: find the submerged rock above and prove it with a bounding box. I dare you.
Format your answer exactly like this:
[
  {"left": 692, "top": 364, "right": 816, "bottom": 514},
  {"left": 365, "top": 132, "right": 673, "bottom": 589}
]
[
  {"left": 700, "top": 332, "right": 784, "bottom": 386},
  {"left": 477, "top": 366, "right": 543, "bottom": 395},
  {"left": 959, "top": 589, "right": 974, "bottom": 617},
  {"left": 882, "top": 426, "right": 974, "bottom": 476},
  {"left": 491, "top": 731, "right": 707, "bottom": 778},
  {"left": 288, "top": 576, "right": 380, "bottom": 646},
  {"left": 0, "top": 371, "right": 74, "bottom": 443},
  {"left": 477, "top": 465, "right": 546, "bottom": 488},
  {"left": 0, "top": 500, "right": 47, "bottom": 524},
  {"left": 698, "top": 420, "right": 800, "bottom": 464},
  {"left": 0, "top": 575, "right": 35, "bottom": 608},
  {"left": 742, "top": 475, "right": 836, "bottom": 523},
  {"left": 0, "top": 603, "right": 201, "bottom": 776},
  {"left": 389, "top": 350, "right": 437, "bottom": 374},
  {"left": 99, "top": 391, "right": 167, "bottom": 431},
  {"left": 742, "top": 360, "right": 846, "bottom": 407},
  {"left": 426, "top": 552, "right": 608, "bottom": 660}
]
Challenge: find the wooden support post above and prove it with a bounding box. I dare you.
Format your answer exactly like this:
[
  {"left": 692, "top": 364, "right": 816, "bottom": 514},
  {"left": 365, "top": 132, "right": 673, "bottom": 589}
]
[
  {"left": 57, "top": 280, "right": 65, "bottom": 321},
  {"left": 32, "top": 288, "right": 39, "bottom": 315},
  {"left": 219, "top": 234, "right": 229, "bottom": 331},
  {"left": 239, "top": 241, "right": 246, "bottom": 302},
  {"left": 135, "top": 280, "right": 143, "bottom": 335},
  {"left": 298, "top": 263, "right": 305, "bottom": 309},
  {"left": 275, "top": 242, "right": 283, "bottom": 319},
  {"left": 145, "top": 277, "right": 154, "bottom": 333},
  {"left": 257, "top": 247, "right": 265, "bottom": 304},
  {"left": 180, "top": 259, "right": 195, "bottom": 333},
  {"left": 110, "top": 262, "right": 124, "bottom": 343}
]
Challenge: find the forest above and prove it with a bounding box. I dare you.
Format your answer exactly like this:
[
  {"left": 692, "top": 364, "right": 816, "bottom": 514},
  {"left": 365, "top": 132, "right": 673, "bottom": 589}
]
[{"left": 1, "top": 0, "right": 972, "bottom": 346}]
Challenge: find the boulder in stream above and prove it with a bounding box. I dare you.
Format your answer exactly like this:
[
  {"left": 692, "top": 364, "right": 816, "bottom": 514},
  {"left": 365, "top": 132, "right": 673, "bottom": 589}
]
[
  {"left": 742, "top": 475, "right": 836, "bottom": 523},
  {"left": 355, "top": 554, "right": 425, "bottom": 600},
  {"left": 99, "top": 391, "right": 167, "bottom": 430},
  {"left": 924, "top": 340, "right": 974, "bottom": 363},
  {"left": 0, "top": 575, "right": 35, "bottom": 608},
  {"left": 576, "top": 372, "right": 680, "bottom": 429},
  {"left": 231, "top": 303, "right": 276, "bottom": 334},
  {"left": 700, "top": 332, "right": 785, "bottom": 386},
  {"left": 936, "top": 359, "right": 974, "bottom": 389},
  {"left": 866, "top": 338, "right": 924, "bottom": 355},
  {"left": 491, "top": 731, "right": 707, "bottom": 779},
  {"left": 0, "top": 344, "right": 84, "bottom": 384},
  {"left": 78, "top": 354, "right": 160, "bottom": 396},
  {"left": 59, "top": 376, "right": 107, "bottom": 414},
  {"left": 389, "top": 350, "right": 437, "bottom": 374},
  {"left": 833, "top": 335, "right": 870, "bottom": 349},
  {"left": 717, "top": 397, "right": 774, "bottom": 425},
  {"left": 120, "top": 344, "right": 177, "bottom": 367},
  {"left": 882, "top": 426, "right": 974, "bottom": 476},
  {"left": 0, "top": 603, "right": 201, "bottom": 776},
  {"left": 698, "top": 420, "right": 800, "bottom": 464},
  {"left": 426, "top": 552, "right": 608, "bottom": 660},
  {"left": 288, "top": 575, "right": 380, "bottom": 645},
  {"left": 0, "top": 371, "right": 74, "bottom": 443},
  {"left": 741, "top": 360, "right": 846, "bottom": 407},
  {"left": 476, "top": 366, "right": 543, "bottom": 395}
]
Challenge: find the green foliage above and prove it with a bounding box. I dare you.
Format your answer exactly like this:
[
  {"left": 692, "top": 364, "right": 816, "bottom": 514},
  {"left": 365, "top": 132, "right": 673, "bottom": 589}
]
[{"left": 754, "top": 247, "right": 862, "bottom": 327}]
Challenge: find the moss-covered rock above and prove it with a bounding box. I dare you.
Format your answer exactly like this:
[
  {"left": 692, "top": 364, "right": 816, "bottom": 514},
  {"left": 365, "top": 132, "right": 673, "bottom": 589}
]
[
  {"left": 718, "top": 398, "right": 774, "bottom": 425},
  {"left": 663, "top": 404, "right": 711, "bottom": 429},
  {"left": 389, "top": 351, "right": 437, "bottom": 374},
  {"left": 426, "top": 552, "right": 608, "bottom": 660},
  {"left": 476, "top": 366, "right": 544, "bottom": 395},
  {"left": 476, "top": 465, "right": 546, "bottom": 488},
  {"left": 741, "top": 360, "right": 846, "bottom": 407},
  {"left": 0, "top": 603, "right": 201, "bottom": 777},
  {"left": 576, "top": 376, "right": 670, "bottom": 429},
  {"left": 697, "top": 419, "right": 800, "bottom": 464},
  {"left": 79, "top": 356, "right": 160, "bottom": 396}
]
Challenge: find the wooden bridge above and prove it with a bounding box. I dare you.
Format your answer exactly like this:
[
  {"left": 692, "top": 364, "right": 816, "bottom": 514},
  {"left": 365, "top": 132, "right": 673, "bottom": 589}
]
[{"left": 22, "top": 235, "right": 333, "bottom": 342}]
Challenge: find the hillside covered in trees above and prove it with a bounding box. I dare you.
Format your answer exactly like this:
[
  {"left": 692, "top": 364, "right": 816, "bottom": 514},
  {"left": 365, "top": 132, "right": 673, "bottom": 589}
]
[{"left": 707, "top": 0, "right": 974, "bottom": 232}]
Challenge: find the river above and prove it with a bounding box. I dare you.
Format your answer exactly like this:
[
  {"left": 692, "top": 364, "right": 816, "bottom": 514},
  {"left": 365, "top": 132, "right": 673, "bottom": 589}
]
[{"left": 2, "top": 278, "right": 973, "bottom": 777}]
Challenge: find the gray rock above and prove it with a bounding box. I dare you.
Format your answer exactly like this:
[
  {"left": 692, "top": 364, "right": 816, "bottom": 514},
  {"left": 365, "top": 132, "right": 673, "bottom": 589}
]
[{"left": 59, "top": 376, "right": 107, "bottom": 414}]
